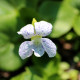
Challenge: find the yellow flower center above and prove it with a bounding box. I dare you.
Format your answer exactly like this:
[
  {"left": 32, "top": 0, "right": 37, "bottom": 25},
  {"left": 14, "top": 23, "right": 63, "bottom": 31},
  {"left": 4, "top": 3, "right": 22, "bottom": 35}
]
[{"left": 31, "top": 35, "right": 42, "bottom": 45}]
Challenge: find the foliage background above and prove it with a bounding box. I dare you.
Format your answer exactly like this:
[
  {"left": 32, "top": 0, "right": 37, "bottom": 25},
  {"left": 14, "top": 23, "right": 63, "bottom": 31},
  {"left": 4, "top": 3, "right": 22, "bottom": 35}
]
[{"left": 0, "top": 0, "right": 80, "bottom": 80}]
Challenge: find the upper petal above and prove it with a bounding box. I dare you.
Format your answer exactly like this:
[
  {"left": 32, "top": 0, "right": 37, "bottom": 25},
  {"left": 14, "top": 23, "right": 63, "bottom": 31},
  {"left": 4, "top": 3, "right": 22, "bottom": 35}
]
[
  {"left": 41, "top": 38, "right": 56, "bottom": 57},
  {"left": 32, "top": 39, "right": 44, "bottom": 57},
  {"left": 17, "top": 24, "right": 34, "bottom": 39},
  {"left": 34, "top": 21, "right": 52, "bottom": 36},
  {"left": 19, "top": 41, "right": 33, "bottom": 59}
]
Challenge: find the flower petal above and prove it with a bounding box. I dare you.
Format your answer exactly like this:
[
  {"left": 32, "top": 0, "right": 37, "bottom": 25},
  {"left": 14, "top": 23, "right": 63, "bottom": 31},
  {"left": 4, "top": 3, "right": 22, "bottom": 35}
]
[
  {"left": 17, "top": 24, "right": 34, "bottom": 39},
  {"left": 34, "top": 21, "right": 52, "bottom": 36},
  {"left": 32, "top": 40, "right": 44, "bottom": 57},
  {"left": 42, "top": 38, "right": 56, "bottom": 57},
  {"left": 19, "top": 41, "right": 33, "bottom": 59}
]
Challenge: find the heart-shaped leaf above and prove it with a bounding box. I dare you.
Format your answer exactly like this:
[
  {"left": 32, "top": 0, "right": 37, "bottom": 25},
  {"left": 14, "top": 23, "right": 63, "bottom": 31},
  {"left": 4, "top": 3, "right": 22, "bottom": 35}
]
[
  {"left": 50, "top": 1, "right": 78, "bottom": 38},
  {"left": 0, "top": 42, "right": 27, "bottom": 71},
  {"left": 73, "top": 15, "right": 80, "bottom": 36},
  {"left": 0, "top": 0, "right": 19, "bottom": 32}
]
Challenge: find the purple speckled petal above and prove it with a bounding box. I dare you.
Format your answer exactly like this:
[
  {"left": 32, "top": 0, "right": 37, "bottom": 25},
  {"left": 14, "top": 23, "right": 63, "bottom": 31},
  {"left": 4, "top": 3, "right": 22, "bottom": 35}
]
[
  {"left": 34, "top": 21, "right": 52, "bottom": 36},
  {"left": 42, "top": 38, "right": 56, "bottom": 57},
  {"left": 17, "top": 24, "right": 34, "bottom": 39},
  {"left": 19, "top": 41, "right": 33, "bottom": 59}
]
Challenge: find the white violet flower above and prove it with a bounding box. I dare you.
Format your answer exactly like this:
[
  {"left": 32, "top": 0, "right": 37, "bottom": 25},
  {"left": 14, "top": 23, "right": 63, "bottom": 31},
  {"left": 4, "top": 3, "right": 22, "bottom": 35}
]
[{"left": 17, "top": 18, "right": 57, "bottom": 59}]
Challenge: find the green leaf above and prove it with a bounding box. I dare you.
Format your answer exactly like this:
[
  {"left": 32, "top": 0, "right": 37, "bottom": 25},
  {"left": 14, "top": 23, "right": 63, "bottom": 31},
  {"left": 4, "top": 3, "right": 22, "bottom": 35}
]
[
  {"left": 50, "top": 1, "right": 78, "bottom": 38},
  {"left": 0, "top": 0, "right": 19, "bottom": 32},
  {"left": 10, "top": 68, "right": 43, "bottom": 80},
  {"left": 69, "top": 69, "right": 79, "bottom": 80},
  {"left": 20, "top": 7, "right": 40, "bottom": 21},
  {"left": 19, "top": 0, "right": 40, "bottom": 22},
  {"left": 65, "top": 0, "right": 80, "bottom": 10},
  {"left": 0, "top": 43, "right": 27, "bottom": 71},
  {"left": 59, "top": 62, "right": 70, "bottom": 71},
  {"left": 0, "top": 33, "right": 10, "bottom": 45},
  {"left": 26, "top": 0, "right": 39, "bottom": 9},
  {"left": 7, "top": 0, "right": 26, "bottom": 10},
  {"left": 43, "top": 61, "right": 58, "bottom": 77},
  {"left": 39, "top": 1, "right": 61, "bottom": 22},
  {"left": 48, "top": 74, "right": 61, "bottom": 80},
  {"left": 61, "top": 72, "right": 70, "bottom": 80},
  {"left": 43, "top": 54, "right": 61, "bottom": 77},
  {"left": 73, "top": 15, "right": 80, "bottom": 36},
  {"left": 32, "top": 53, "right": 61, "bottom": 79}
]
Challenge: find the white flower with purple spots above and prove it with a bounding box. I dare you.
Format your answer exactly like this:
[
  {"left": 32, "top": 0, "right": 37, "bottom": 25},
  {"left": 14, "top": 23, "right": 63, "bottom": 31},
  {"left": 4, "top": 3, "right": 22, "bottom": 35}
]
[{"left": 17, "top": 18, "right": 57, "bottom": 59}]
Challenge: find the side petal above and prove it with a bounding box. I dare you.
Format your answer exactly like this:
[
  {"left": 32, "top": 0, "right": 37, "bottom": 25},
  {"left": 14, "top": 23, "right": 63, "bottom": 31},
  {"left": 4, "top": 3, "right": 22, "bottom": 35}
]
[
  {"left": 42, "top": 38, "right": 57, "bottom": 57},
  {"left": 17, "top": 24, "right": 34, "bottom": 39},
  {"left": 32, "top": 40, "right": 44, "bottom": 57},
  {"left": 34, "top": 21, "right": 52, "bottom": 36},
  {"left": 19, "top": 41, "right": 33, "bottom": 59}
]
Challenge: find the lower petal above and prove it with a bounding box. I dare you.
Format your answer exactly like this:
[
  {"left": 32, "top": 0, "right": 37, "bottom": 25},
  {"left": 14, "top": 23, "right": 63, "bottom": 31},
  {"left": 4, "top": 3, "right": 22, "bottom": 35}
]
[
  {"left": 42, "top": 38, "right": 57, "bottom": 57},
  {"left": 19, "top": 41, "right": 33, "bottom": 59},
  {"left": 32, "top": 40, "right": 44, "bottom": 57}
]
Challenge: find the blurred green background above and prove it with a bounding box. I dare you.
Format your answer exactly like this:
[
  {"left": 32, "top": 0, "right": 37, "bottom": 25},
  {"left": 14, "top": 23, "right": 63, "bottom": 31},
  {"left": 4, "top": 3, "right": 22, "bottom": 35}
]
[{"left": 0, "top": 0, "right": 80, "bottom": 80}]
